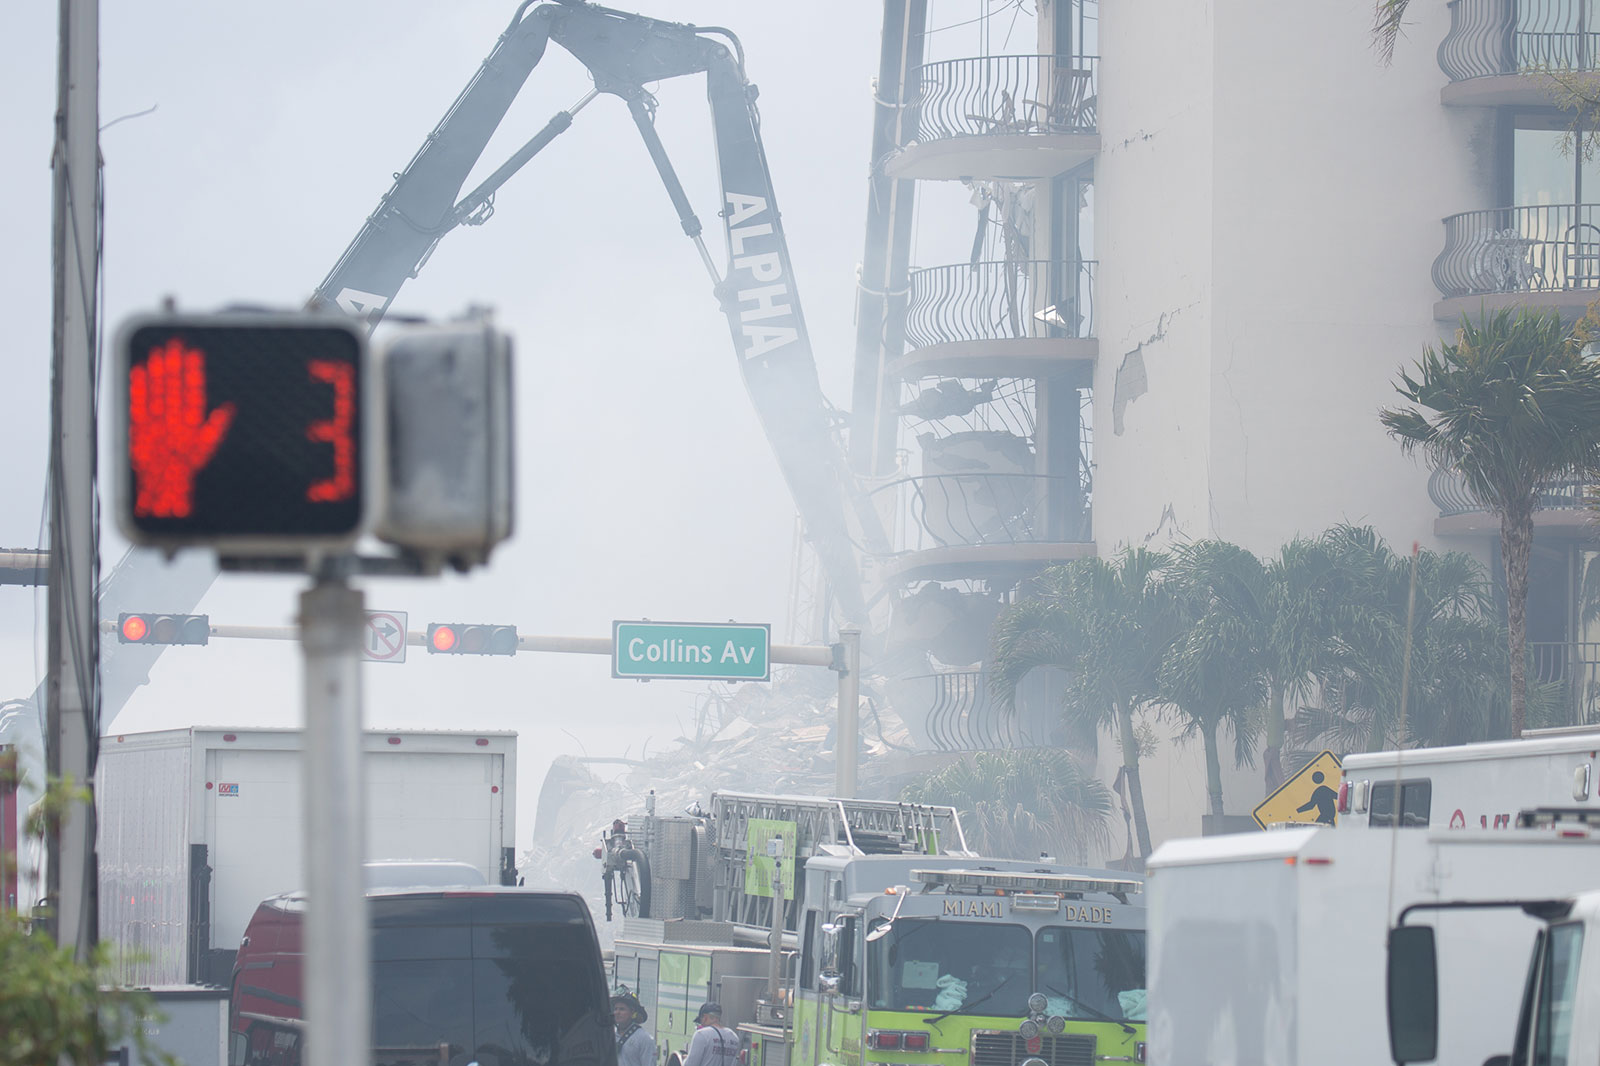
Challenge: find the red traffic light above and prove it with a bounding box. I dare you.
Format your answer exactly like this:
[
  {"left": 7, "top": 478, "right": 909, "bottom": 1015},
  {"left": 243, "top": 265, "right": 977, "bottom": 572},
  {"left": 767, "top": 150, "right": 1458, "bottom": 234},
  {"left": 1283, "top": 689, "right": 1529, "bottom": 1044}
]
[
  {"left": 426, "top": 623, "right": 517, "bottom": 656},
  {"left": 117, "top": 612, "right": 210, "bottom": 646}
]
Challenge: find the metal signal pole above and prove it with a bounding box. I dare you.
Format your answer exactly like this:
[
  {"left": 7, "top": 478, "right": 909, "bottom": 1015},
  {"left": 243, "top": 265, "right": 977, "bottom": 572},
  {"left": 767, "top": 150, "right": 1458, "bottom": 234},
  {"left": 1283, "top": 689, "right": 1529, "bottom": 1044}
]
[
  {"left": 299, "top": 575, "right": 371, "bottom": 1066},
  {"left": 46, "top": 0, "right": 101, "bottom": 956}
]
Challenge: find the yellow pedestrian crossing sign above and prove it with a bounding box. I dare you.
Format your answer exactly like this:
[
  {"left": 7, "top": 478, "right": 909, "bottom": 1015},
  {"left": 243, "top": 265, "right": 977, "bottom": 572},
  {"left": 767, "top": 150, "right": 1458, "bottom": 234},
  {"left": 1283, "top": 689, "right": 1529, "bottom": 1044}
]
[{"left": 1253, "top": 750, "right": 1342, "bottom": 829}]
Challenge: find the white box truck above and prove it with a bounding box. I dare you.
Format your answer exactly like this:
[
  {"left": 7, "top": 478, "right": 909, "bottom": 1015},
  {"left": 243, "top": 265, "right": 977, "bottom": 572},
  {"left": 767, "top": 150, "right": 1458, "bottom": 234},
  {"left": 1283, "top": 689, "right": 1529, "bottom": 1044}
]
[
  {"left": 1146, "top": 824, "right": 1600, "bottom": 1066},
  {"left": 1386, "top": 815, "right": 1600, "bottom": 1066},
  {"left": 1337, "top": 725, "right": 1600, "bottom": 830},
  {"left": 96, "top": 726, "right": 517, "bottom": 988}
]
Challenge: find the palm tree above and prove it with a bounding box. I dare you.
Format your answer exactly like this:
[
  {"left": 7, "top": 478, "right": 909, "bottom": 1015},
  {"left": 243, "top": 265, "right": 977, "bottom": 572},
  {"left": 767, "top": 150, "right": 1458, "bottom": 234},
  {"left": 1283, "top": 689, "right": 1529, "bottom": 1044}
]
[
  {"left": 902, "top": 749, "right": 1113, "bottom": 863},
  {"left": 1295, "top": 526, "right": 1509, "bottom": 752},
  {"left": 1372, "top": 0, "right": 1409, "bottom": 64},
  {"left": 989, "top": 548, "right": 1175, "bottom": 859},
  {"left": 1156, "top": 541, "right": 1268, "bottom": 817},
  {"left": 1256, "top": 537, "right": 1346, "bottom": 790},
  {"left": 1380, "top": 308, "right": 1600, "bottom": 735}
]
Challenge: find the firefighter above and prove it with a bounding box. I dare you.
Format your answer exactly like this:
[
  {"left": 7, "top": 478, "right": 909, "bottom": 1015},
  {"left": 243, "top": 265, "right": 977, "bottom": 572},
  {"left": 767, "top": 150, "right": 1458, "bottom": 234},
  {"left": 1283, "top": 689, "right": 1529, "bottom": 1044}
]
[
  {"left": 612, "top": 991, "right": 655, "bottom": 1066},
  {"left": 683, "top": 1003, "right": 740, "bottom": 1066}
]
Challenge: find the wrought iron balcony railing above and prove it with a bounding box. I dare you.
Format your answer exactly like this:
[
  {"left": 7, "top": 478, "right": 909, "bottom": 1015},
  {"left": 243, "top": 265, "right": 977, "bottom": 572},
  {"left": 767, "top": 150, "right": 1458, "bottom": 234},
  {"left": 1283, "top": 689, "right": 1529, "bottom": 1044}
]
[
  {"left": 873, "top": 473, "right": 1090, "bottom": 553},
  {"left": 1440, "top": 0, "right": 1600, "bottom": 80},
  {"left": 1530, "top": 640, "right": 1600, "bottom": 725},
  {"left": 914, "top": 54, "right": 1099, "bottom": 141},
  {"left": 1433, "top": 203, "right": 1600, "bottom": 297},
  {"left": 1428, "top": 466, "right": 1593, "bottom": 516},
  {"left": 918, "top": 670, "right": 1024, "bottom": 751},
  {"left": 906, "top": 259, "right": 1097, "bottom": 350}
]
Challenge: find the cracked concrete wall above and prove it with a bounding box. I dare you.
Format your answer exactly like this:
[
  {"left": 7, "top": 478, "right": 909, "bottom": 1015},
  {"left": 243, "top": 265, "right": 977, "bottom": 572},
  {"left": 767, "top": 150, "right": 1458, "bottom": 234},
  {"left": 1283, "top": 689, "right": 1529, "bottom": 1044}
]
[
  {"left": 1091, "top": 0, "right": 1216, "bottom": 567},
  {"left": 1085, "top": 0, "right": 1494, "bottom": 844}
]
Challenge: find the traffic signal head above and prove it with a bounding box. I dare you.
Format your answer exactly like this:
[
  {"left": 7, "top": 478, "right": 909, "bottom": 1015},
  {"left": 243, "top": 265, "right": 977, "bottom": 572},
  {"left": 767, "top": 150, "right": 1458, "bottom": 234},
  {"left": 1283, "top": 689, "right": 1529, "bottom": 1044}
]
[
  {"left": 114, "top": 313, "right": 367, "bottom": 554},
  {"left": 426, "top": 624, "right": 517, "bottom": 656},
  {"left": 118, "top": 613, "right": 210, "bottom": 646}
]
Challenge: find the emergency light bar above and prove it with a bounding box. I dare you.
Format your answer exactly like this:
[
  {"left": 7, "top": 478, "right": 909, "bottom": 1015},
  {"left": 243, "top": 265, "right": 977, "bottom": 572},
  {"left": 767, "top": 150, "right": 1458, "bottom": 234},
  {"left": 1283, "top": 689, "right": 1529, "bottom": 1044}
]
[
  {"left": 1517, "top": 807, "right": 1600, "bottom": 830},
  {"left": 912, "top": 869, "right": 1142, "bottom": 896}
]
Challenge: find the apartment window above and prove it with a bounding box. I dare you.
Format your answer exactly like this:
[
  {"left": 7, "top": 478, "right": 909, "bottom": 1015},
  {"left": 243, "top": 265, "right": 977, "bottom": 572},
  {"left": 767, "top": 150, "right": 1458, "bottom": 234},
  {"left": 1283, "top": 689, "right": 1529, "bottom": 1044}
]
[{"left": 1512, "top": 115, "right": 1600, "bottom": 209}]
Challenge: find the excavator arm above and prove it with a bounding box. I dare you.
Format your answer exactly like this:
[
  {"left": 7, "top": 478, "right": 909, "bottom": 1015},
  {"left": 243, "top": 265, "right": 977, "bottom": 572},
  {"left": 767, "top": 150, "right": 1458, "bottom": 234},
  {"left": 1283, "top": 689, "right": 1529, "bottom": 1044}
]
[
  {"left": 316, "top": 0, "right": 877, "bottom": 621},
  {"left": 88, "top": 1, "right": 876, "bottom": 739}
]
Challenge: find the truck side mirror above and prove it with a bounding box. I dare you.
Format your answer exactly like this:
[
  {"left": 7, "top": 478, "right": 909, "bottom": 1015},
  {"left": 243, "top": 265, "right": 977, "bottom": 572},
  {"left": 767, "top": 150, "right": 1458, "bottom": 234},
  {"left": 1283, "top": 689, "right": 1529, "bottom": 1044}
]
[
  {"left": 1386, "top": 925, "right": 1438, "bottom": 1064},
  {"left": 819, "top": 922, "right": 842, "bottom": 991}
]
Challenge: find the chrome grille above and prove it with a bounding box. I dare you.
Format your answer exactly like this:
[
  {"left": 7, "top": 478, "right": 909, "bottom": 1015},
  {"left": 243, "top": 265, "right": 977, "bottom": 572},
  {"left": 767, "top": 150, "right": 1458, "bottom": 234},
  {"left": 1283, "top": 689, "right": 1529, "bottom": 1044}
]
[{"left": 971, "top": 1031, "right": 1095, "bottom": 1066}]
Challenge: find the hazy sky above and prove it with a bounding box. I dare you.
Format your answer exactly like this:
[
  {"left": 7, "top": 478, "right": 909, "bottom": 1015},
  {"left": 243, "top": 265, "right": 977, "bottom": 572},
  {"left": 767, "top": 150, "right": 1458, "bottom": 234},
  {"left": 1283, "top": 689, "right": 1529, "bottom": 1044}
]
[
  {"left": 0, "top": 0, "right": 882, "bottom": 833},
  {"left": 0, "top": 2, "right": 1016, "bottom": 850}
]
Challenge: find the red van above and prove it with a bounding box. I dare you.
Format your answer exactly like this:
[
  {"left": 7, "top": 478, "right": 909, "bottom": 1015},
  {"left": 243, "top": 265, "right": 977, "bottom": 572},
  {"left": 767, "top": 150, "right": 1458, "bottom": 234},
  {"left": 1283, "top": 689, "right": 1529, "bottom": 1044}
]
[{"left": 228, "top": 888, "right": 614, "bottom": 1066}]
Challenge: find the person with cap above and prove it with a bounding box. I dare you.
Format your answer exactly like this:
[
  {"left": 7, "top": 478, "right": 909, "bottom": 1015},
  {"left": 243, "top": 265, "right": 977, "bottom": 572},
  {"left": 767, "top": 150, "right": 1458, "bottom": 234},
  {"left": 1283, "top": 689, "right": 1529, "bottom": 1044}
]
[
  {"left": 682, "top": 1002, "right": 740, "bottom": 1066},
  {"left": 612, "top": 991, "right": 655, "bottom": 1066}
]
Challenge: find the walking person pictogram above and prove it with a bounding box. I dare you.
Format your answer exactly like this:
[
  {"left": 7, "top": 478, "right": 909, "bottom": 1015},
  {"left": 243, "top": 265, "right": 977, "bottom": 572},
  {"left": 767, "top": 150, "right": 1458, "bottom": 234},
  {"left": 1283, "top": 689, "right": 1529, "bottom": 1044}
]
[{"left": 1295, "top": 771, "right": 1338, "bottom": 825}]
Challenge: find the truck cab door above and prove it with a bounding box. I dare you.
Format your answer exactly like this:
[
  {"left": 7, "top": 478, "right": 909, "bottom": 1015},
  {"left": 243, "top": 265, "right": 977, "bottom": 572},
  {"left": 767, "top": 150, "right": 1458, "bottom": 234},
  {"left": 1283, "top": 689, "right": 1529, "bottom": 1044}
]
[{"left": 1504, "top": 921, "right": 1585, "bottom": 1066}]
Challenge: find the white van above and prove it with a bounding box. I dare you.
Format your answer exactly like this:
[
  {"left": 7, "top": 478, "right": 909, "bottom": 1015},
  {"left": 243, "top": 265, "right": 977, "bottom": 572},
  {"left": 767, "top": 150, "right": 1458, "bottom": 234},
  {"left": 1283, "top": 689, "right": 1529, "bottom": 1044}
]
[{"left": 1338, "top": 725, "right": 1600, "bottom": 829}]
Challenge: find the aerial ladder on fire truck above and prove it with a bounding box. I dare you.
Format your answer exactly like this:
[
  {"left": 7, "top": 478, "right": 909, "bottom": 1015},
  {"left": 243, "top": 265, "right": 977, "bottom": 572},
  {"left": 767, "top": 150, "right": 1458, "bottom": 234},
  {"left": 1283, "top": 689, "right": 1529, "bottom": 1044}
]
[
  {"left": 601, "top": 790, "right": 974, "bottom": 929},
  {"left": 76, "top": 0, "right": 891, "bottom": 743}
]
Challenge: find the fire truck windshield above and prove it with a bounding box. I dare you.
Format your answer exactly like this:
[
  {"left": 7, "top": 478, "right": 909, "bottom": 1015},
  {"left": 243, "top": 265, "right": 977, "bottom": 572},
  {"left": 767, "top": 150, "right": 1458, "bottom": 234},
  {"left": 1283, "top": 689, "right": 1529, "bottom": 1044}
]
[
  {"left": 866, "top": 919, "right": 1032, "bottom": 1016},
  {"left": 1035, "top": 926, "right": 1146, "bottom": 1024}
]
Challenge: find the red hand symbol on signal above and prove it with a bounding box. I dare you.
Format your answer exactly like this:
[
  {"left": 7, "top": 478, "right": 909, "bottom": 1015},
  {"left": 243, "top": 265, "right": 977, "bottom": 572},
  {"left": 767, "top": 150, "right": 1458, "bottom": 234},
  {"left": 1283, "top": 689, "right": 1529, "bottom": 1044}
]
[{"left": 128, "top": 338, "right": 236, "bottom": 518}]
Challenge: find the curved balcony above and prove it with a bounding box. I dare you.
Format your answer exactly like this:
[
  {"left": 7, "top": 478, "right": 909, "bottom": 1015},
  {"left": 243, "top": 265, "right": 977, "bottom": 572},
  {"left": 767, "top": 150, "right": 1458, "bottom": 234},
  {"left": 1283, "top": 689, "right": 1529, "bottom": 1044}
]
[
  {"left": 892, "top": 259, "right": 1097, "bottom": 380},
  {"left": 883, "top": 55, "right": 1100, "bottom": 181},
  {"left": 871, "top": 473, "right": 1094, "bottom": 584},
  {"left": 919, "top": 671, "right": 1023, "bottom": 750},
  {"left": 1432, "top": 204, "right": 1600, "bottom": 320},
  {"left": 1439, "top": 0, "right": 1599, "bottom": 105},
  {"left": 1428, "top": 466, "right": 1596, "bottom": 535}
]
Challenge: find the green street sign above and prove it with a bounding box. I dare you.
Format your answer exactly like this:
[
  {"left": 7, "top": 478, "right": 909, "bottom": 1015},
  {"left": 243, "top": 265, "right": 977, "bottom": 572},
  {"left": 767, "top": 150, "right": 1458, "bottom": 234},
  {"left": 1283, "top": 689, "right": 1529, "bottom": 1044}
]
[{"left": 612, "top": 620, "right": 771, "bottom": 682}]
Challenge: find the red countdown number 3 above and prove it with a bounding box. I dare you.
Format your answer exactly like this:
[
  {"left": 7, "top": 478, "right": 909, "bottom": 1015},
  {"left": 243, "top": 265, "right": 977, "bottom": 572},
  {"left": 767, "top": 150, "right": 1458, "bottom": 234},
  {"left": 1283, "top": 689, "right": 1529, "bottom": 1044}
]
[
  {"left": 305, "top": 359, "right": 356, "bottom": 503},
  {"left": 129, "top": 340, "right": 356, "bottom": 519}
]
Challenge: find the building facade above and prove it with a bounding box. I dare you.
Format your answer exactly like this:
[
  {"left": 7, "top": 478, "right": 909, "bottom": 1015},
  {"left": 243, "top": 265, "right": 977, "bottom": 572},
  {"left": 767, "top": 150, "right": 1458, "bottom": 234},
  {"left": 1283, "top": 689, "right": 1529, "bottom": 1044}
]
[{"left": 849, "top": 0, "right": 1600, "bottom": 854}]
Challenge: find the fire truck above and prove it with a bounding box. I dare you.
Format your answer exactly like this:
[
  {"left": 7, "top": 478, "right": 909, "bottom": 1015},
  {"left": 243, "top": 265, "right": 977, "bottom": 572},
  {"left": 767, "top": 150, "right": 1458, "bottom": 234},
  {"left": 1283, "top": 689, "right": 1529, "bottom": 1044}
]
[{"left": 601, "top": 792, "right": 1147, "bottom": 1066}]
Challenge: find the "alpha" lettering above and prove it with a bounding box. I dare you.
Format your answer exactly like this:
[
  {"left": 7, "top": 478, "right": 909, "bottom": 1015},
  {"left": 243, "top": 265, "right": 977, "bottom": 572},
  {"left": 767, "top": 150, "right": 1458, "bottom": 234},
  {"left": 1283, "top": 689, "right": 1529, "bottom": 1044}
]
[{"left": 725, "top": 192, "right": 798, "bottom": 360}]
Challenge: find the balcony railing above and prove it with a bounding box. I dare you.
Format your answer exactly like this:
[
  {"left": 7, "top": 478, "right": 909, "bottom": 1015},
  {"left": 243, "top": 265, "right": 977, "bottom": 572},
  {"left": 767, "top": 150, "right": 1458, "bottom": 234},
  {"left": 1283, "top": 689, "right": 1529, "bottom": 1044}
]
[
  {"left": 1433, "top": 204, "right": 1600, "bottom": 297},
  {"left": 914, "top": 55, "right": 1099, "bottom": 141},
  {"left": 1440, "top": 0, "right": 1600, "bottom": 80},
  {"left": 906, "top": 260, "right": 1097, "bottom": 350},
  {"left": 1530, "top": 640, "right": 1600, "bottom": 725},
  {"left": 872, "top": 473, "right": 1090, "bottom": 553},
  {"left": 917, "top": 670, "right": 1023, "bottom": 750},
  {"left": 1428, "top": 466, "right": 1592, "bottom": 516}
]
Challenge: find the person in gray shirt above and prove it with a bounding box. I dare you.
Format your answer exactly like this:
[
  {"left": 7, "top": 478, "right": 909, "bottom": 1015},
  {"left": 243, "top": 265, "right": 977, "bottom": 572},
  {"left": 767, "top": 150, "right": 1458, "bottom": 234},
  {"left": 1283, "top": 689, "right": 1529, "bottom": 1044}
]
[
  {"left": 682, "top": 1003, "right": 740, "bottom": 1066},
  {"left": 613, "top": 992, "right": 656, "bottom": 1066}
]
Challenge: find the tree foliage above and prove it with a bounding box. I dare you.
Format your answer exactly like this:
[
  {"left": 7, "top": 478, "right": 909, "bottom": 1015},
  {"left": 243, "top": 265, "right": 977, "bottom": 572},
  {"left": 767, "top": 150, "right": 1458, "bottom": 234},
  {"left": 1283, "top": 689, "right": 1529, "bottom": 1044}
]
[
  {"left": 0, "top": 756, "right": 173, "bottom": 1066},
  {"left": 988, "top": 549, "right": 1174, "bottom": 859},
  {"left": 1380, "top": 307, "right": 1600, "bottom": 734},
  {"left": 1293, "top": 525, "right": 1510, "bottom": 754},
  {"left": 902, "top": 749, "right": 1112, "bottom": 863},
  {"left": 986, "top": 527, "right": 1520, "bottom": 824}
]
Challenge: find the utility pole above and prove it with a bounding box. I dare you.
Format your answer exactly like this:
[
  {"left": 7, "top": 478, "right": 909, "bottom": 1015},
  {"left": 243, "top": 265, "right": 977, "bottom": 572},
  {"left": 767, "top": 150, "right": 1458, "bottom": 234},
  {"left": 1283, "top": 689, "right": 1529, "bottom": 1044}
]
[{"left": 46, "top": 0, "right": 101, "bottom": 955}]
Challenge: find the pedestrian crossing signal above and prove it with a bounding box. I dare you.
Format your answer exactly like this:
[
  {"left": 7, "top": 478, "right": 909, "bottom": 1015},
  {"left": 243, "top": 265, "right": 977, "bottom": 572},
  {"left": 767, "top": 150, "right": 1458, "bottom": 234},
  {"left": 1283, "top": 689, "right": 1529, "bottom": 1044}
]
[{"left": 427, "top": 624, "right": 517, "bottom": 656}]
